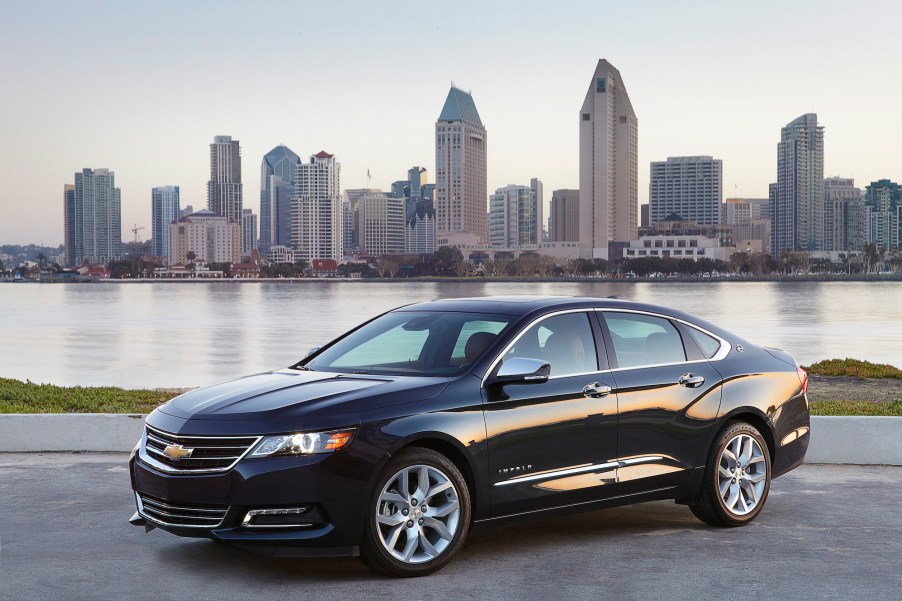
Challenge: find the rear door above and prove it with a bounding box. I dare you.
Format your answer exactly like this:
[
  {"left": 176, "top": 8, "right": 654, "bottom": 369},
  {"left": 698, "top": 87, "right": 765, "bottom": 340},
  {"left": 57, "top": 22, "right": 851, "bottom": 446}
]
[{"left": 598, "top": 310, "right": 724, "bottom": 492}]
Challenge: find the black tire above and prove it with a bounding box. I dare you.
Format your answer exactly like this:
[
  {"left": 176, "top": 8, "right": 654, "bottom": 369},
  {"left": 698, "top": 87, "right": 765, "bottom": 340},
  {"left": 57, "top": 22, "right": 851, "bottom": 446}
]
[
  {"left": 690, "top": 421, "right": 772, "bottom": 527},
  {"left": 361, "top": 447, "right": 471, "bottom": 577}
]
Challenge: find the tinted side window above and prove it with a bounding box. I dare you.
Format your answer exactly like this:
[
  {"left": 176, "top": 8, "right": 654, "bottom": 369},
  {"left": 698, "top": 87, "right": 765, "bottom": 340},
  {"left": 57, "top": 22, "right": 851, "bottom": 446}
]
[
  {"left": 686, "top": 327, "right": 722, "bottom": 359},
  {"left": 603, "top": 313, "right": 686, "bottom": 368},
  {"left": 505, "top": 312, "right": 598, "bottom": 376}
]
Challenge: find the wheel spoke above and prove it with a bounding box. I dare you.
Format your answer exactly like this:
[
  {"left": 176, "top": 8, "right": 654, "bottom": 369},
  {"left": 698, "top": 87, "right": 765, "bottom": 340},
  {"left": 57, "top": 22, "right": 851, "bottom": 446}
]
[
  {"left": 400, "top": 529, "right": 418, "bottom": 562},
  {"left": 384, "top": 524, "right": 404, "bottom": 549},
  {"left": 414, "top": 466, "right": 430, "bottom": 500},
  {"left": 377, "top": 512, "right": 403, "bottom": 527},
  {"left": 418, "top": 531, "right": 439, "bottom": 558},
  {"left": 741, "top": 480, "right": 759, "bottom": 505},
  {"left": 423, "top": 516, "right": 453, "bottom": 541},
  {"left": 748, "top": 454, "right": 765, "bottom": 465},
  {"left": 721, "top": 448, "right": 737, "bottom": 468},
  {"left": 431, "top": 498, "right": 459, "bottom": 518},
  {"left": 425, "top": 480, "right": 453, "bottom": 501},
  {"left": 724, "top": 483, "right": 740, "bottom": 510},
  {"left": 740, "top": 437, "right": 753, "bottom": 464},
  {"left": 397, "top": 468, "right": 409, "bottom": 497},
  {"left": 718, "top": 476, "right": 731, "bottom": 496},
  {"left": 379, "top": 491, "right": 408, "bottom": 507},
  {"left": 718, "top": 465, "right": 732, "bottom": 479},
  {"left": 746, "top": 472, "right": 766, "bottom": 484}
]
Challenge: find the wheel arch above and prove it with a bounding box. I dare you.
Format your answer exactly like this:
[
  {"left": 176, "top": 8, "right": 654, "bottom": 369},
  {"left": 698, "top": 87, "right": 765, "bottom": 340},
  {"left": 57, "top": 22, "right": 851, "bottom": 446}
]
[{"left": 718, "top": 408, "right": 776, "bottom": 463}]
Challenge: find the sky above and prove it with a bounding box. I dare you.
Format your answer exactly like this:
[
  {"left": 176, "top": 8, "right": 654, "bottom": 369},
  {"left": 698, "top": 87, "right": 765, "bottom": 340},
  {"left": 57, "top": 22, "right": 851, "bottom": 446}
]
[{"left": 1, "top": 0, "right": 900, "bottom": 246}]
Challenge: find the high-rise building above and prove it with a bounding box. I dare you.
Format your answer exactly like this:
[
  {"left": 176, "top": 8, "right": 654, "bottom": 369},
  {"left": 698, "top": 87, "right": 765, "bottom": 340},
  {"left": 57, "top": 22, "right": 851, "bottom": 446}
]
[
  {"left": 64, "top": 168, "right": 122, "bottom": 266},
  {"left": 488, "top": 179, "right": 543, "bottom": 247},
  {"left": 772, "top": 114, "right": 824, "bottom": 256},
  {"left": 550, "top": 189, "right": 580, "bottom": 242},
  {"left": 405, "top": 197, "right": 436, "bottom": 254},
  {"left": 408, "top": 167, "right": 427, "bottom": 197},
  {"left": 649, "top": 156, "right": 722, "bottom": 225},
  {"left": 823, "top": 177, "right": 860, "bottom": 251},
  {"left": 241, "top": 208, "right": 258, "bottom": 256},
  {"left": 207, "top": 135, "right": 244, "bottom": 245},
  {"left": 168, "top": 209, "right": 239, "bottom": 265},
  {"left": 260, "top": 145, "right": 301, "bottom": 256},
  {"left": 357, "top": 192, "right": 406, "bottom": 256},
  {"left": 724, "top": 198, "right": 772, "bottom": 252},
  {"left": 292, "top": 151, "right": 342, "bottom": 263},
  {"left": 435, "top": 86, "right": 487, "bottom": 246},
  {"left": 151, "top": 186, "right": 180, "bottom": 259},
  {"left": 579, "top": 59, "right": 638, "bottom": 259},
  {"left": 862, "top": 179, "right": 901, "bottom": 250},
  {"left": 343, "top": 188, "right": 380, "bottom": 254}
]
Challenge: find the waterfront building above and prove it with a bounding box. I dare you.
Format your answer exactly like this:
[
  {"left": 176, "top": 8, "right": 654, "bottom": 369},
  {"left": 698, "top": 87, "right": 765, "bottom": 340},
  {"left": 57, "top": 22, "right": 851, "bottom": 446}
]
[
  {"left": 151, "top": 186, "right": 180, "bottom": 258},
  {"left": 862, "top": 179, "right": 901, "bottom": 250},
  {"left": 405, "top": 197, "right": 436, "bottom": 254},
  {"left": 168, "top": 209, "right": 239, "bottom": 265},
  {"left": 357, "top": 191, "right": 406, "bottom": 256},
  {"left": 241, "top": 208, "right": 258, "bottom": 255},
  {"left": 649, "top": 156, "right": 722, "bottom": 225},
  {"left": 435, "top": 86, "right": 487, "bottom": 246},
  {"left": 579, "top": 59, "right": 638, "bottom": 259},
  {"left": 292, "top": 151, "right": 342, "bottom": 263},
  {"left": 265, "top": 245, "right": 295, "bottom": 264},
  {"left": 488, "top": 179, "right": 543, "bottom": 247},
  {"left": 207, "top": 135, "right": 244, "bottom": 248},
  {"left": 259, "top": 145, "right": 301, "bottom": 256},
  {"left": 549, "top": 189, "right": 579, "bottom": 242},
  {"left": 772, "top": 114, "right": 825, "bottom": 256},
  {"left": 823, "top": 177, "right": 861, "bottom": 251},
  {"left": 64, "top": 168, "right": 122, "bottom": 266}
]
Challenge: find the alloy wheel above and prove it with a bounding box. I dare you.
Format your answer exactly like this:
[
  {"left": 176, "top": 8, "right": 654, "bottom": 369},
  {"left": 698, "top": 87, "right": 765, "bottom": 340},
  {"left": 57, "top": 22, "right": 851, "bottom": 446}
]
[{"left": 718, "top": 433, "right": 768, "bottom": 516}]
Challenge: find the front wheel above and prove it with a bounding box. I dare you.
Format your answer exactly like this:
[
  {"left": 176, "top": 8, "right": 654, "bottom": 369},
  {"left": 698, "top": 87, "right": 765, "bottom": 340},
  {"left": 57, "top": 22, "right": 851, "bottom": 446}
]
[
  {"left": 361, "top": 447, "right": 471, "bottom": 577},
  {"left": 690, "top": 421, "right": 771, "bottom": 527}
]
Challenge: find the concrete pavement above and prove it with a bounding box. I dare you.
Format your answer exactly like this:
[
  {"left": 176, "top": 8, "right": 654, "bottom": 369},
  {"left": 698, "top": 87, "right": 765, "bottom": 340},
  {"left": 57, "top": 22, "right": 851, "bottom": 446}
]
[{"left": 0, "top": 454, "right": 899, "bottom": 600}]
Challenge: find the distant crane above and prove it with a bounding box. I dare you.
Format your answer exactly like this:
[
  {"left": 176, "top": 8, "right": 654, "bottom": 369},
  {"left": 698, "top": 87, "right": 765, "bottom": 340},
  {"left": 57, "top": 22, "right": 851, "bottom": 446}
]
[{"left": 131, "top": 224, "right": 145, "bottom": 243}]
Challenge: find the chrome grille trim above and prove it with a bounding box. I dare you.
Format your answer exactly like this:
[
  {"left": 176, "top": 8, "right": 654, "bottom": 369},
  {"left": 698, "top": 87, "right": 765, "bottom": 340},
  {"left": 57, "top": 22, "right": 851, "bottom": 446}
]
[
  {"left": 138, "top": 425, "right": 262, "bottom": 474},
  {"left": 136, "top": 493, "right": 228, "bottom": 528}
]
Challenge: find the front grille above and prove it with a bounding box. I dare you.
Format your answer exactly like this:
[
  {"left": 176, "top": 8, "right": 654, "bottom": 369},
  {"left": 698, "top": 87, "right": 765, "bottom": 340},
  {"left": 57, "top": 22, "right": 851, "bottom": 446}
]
[
  {"left": 142, "top": 425, "right": 260, "bottom": 474},
  {"left": 137, "top": 493, "right": 228, "bottom": 528}
]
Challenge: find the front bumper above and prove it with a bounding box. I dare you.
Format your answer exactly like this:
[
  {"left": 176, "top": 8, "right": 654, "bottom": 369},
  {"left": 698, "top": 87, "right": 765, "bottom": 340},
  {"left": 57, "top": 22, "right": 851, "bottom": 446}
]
[{"left": 128, "top": 442, "right": 374, "bottom": 556}]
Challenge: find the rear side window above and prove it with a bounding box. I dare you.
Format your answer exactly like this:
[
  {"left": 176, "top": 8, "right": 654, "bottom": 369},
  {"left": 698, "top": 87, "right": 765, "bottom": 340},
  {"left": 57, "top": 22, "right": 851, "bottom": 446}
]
[
  {"left": 686, "top": 327, "right": 722, "bottom": 359},
  {"left": 603, "top": 313, "right": 686, "bottom": 368}
]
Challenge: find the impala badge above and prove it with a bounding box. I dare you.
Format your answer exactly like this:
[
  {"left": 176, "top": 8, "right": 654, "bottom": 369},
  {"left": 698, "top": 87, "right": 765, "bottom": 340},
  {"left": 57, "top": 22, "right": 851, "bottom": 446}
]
[{"left": 163, "top": 444, "right": 194, "bottom": 461}]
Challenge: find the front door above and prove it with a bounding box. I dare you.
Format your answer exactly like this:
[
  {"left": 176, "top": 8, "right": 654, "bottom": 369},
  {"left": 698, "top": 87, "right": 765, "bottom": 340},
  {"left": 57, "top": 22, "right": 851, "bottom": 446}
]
[{"left": 483, "top": 311, "right": 619, "bottom": 516}]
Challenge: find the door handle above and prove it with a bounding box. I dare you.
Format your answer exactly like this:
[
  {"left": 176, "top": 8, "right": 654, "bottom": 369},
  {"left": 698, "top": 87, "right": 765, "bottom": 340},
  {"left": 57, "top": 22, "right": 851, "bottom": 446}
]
[
  {"left": 583, "top": 382, "right": 612, "bottom": 398},
  {"left": 679, "top": 374, "right": 705, "bottom": 388}
]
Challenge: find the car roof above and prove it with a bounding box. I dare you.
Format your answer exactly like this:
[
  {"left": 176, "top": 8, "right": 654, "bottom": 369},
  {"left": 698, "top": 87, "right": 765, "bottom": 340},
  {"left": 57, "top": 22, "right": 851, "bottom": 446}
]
[{"left": 395, "top": 295, "right": 739, "bottom": 342}]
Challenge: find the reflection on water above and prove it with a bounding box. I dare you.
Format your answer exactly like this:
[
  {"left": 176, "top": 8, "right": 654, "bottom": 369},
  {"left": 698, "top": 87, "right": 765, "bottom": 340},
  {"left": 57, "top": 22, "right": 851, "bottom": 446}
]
[{"left": 0, "top": 281, "right": 898, "bottom": 388}]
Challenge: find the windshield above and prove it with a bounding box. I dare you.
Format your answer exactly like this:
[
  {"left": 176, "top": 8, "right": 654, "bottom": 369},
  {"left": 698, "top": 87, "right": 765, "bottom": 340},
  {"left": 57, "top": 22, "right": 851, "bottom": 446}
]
[{"left": 303, "top": 311, "right": 515, "bottom": 376}]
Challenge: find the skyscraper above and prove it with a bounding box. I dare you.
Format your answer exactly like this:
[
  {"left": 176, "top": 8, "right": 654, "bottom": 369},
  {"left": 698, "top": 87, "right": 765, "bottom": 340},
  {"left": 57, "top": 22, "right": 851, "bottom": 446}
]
[
  {"left": 435, "top": 86, "right": 487, "bottom": 246},
  {"left": 207, "top": 135, "right": 244, "bottom": 244},
  {"left": 260, "top": 145, "right": 301, "bottom": 256},
  {"left": 579, "top": 59, "right": 638, "bottom": 259},
  {"left": 823, "top": 177, "right": 860, "bottom": 251},
  {"left": 405, "top": 197, "right": 436, "bottom": 254},
  {"left": 772, "top": 114, "right": 824, "bottom": 256},
  {"left": 292, "top": 151, "right": 342, "bottom": 263},
  {"left": 550, "top": 189, "right": 580, "bottom": 242},
  {"left": 151, "top": 186, "right": 180, "bottom": 258},
  {"left": 649, "top": 156, "right": 723, "bottom": 225},
  {"left": 863, "top": 179, "right": 901, "bottom": 250},
  {"left": 488, "top": 179, "right": 543, "bottom": 247},
  {"left": 357, "top": 192, "right": 406, "bottom": 256},
  {"left": 64, "top": 168, "right": 122, "bottom": 266},
  {"left": 241, "top": 208, "right": 258, "bottom": 256}
]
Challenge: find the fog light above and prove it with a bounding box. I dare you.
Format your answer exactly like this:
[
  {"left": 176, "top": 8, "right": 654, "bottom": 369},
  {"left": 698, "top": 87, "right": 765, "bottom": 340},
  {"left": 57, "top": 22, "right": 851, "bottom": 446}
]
[{"left": 241, "top": 506, "right": 324, "bottom": 528}]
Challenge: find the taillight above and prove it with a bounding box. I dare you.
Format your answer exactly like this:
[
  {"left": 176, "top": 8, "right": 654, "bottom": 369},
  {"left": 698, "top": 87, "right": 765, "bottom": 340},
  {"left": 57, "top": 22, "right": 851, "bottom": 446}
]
[{"left": 797, "top": 367, "right": 808, "bottom": 394}]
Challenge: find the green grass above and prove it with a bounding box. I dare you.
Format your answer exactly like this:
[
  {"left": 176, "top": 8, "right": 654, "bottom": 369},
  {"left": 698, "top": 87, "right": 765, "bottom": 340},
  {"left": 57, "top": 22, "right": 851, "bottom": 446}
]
[
  {"left": 0, "top": 378, "right": 179, "bottom": 414},
  {"left": 803, "top": 358, "right": 902, "bottom": 379},
  {"left": 809, "top": 399, "right": 902, "bottom": 416}
]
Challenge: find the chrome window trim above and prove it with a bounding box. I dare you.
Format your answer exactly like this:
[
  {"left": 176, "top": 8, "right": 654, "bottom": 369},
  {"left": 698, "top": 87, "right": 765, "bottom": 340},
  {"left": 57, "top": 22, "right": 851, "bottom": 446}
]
[
  {"left": 493, "top": 455, "right": 666, "bottom": 487},
  {"left": 480, "top": 308, "right": 602, "bottom": 387},
  {"left": 595, "top": 308, "right": 731, "bottom": 364},
  {"left": 135, "top": 493, "right": 227, "bottom": 529},
  {"left": 139, "top": 424, "right": 262, "bottom": 475}
]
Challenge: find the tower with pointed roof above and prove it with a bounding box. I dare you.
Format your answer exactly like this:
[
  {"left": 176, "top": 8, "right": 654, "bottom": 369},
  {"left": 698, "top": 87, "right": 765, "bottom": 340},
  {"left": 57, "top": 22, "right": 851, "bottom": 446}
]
[
  {"left": 260, "top": 144, "right": 301, "bottom": 256},
  {"left": 435, "top": 86, "right": 487, "bottom": 246},
  {"left": 579, "top": 60, "right": 638, "bottom": 259}
]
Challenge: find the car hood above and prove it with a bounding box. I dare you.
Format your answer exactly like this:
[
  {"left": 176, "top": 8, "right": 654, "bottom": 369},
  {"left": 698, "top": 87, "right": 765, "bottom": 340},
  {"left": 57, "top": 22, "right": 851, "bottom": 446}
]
[{"left": 154, "top": 369, "right": 449, "bottom": 429}]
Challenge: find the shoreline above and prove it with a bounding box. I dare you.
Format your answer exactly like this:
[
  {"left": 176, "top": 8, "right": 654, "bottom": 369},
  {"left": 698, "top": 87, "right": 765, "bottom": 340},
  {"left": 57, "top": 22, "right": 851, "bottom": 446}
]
[{"left": 5, "top": 274, "right": 901, "bottom": 284}]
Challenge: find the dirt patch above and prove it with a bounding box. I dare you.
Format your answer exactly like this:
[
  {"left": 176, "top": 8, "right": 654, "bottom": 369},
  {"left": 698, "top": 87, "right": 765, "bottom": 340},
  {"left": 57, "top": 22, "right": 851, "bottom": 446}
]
[{"left": 808, "top": 375, "right": 902, "bottom": 403}]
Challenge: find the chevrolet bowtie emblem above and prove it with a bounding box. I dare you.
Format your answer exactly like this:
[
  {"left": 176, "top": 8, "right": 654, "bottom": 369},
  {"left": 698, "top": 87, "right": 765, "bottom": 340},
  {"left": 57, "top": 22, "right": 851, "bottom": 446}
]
[{"left": 163, "top": 444, "right": 194, "bottom": 460}]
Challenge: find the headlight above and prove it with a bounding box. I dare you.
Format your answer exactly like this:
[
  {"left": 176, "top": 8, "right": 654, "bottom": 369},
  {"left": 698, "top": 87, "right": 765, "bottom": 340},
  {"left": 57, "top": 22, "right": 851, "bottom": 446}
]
[{"left": 250, "top": 428, "right": 355, "bottom": 457}]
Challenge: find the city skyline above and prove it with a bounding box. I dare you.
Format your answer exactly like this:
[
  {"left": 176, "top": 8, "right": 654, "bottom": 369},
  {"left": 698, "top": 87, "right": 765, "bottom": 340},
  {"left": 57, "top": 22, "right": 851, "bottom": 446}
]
[{"left": 2, "top": 1, "right": 901, "bottom": 245}]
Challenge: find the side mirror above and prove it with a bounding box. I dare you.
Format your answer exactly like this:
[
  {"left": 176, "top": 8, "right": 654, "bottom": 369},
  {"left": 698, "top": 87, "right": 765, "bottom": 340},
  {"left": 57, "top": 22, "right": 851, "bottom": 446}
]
[
  {"left": 487, "top": 357, "right": 550, "bottom": 386},
  {"left": 304, "top": 346, "right": 321, "bottom": 358}
]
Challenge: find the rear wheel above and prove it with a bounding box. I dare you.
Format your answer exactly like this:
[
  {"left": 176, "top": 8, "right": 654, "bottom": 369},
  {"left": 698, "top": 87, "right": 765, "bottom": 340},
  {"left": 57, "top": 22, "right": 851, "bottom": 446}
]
[
  {"left": 690, "top": 421, "right": 771, "bottom": 527},
  {"left": 361, "top": 447, "right": 471, "bottom": 577}
]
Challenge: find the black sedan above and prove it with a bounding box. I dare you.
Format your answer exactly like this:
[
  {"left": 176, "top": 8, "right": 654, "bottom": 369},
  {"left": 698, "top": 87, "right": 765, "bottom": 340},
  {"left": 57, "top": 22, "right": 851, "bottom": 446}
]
[{"left": 129, "top": 296, "right": 810, "bottom": 577}]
